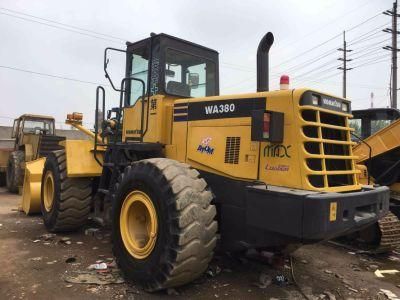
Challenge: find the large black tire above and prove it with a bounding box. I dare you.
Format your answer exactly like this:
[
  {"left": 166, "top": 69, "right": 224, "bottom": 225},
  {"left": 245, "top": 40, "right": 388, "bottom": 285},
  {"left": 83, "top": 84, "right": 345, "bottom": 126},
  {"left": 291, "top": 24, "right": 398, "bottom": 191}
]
[
  {"left": 6, "top": 150, "right": 25, "bottom": 193},
  {"left": 0, "top": 171, "right": 6, "bottom": 187},
  {"left": 112, "top": 158, "right": 217, "bottom": 291},
  {"left": 41, "top": 150, "right": 92, "bottom": 232}
]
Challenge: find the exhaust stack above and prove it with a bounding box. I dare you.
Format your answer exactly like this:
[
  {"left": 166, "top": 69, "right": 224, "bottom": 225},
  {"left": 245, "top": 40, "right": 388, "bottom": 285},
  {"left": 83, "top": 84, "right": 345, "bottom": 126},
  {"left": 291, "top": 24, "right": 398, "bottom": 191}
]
[{"left": 257, "top": 32, "right": 274, "bottom": 92}]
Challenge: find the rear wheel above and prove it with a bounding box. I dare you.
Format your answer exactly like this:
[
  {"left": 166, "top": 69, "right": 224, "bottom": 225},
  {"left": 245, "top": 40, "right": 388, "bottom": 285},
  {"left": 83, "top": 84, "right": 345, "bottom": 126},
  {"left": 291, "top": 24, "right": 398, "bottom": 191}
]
[
  {"left": 6, "top": 150, "right": 24, "bottom": 193},
  {"left": 112, "top": 158, "right": 217, "bottom": 291},
  {"left": 40, "top": 150, "right": 92, "bottom": 232},
  {"left": 0, "top": 171, "right": 6, "bottom": 187}
]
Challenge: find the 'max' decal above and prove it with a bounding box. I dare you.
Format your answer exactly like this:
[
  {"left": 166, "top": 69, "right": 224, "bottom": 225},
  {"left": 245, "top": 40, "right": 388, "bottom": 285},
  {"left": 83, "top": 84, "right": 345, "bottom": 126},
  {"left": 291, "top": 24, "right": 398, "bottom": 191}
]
[{"left": 263, "top": 144, "right": 291, "bottom": 158}]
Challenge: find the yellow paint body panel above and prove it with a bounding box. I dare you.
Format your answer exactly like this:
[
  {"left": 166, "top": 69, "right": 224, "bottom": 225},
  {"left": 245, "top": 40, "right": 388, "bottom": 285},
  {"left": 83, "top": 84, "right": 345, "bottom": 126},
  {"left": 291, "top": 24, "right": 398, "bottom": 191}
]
[
  {"left": 169, "top": 89, "right": 361, "bottom": 192},
  {"left": 60, "top": 140, "right": 103, "bottom": 177},
  {"left": 259, "top": 90, "right": 302, "bottom": 188},
  {"left": 187, "top": 123, "right": 258, "bottom": 179},
  {"left": 353, "top": 118, "right": 400, "bottom": 163},
  {"left": 123, "top": 95, "right": 175, "bottom": 145},
  {"left": 21, "top": 157, "right": 45, "bottom": 214},
  {"left": 118, "top": 88, "right": 363, "bottom": 192},
  {"left": 57, "top": 88, "right": 361, "bottom": 194}
]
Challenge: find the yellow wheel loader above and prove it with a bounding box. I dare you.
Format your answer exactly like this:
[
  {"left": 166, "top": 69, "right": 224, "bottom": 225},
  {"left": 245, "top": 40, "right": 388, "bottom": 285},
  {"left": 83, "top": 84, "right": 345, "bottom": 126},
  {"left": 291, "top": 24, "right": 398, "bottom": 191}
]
[
  {"left": 22, "top": 32, "right": 389, "bottom": 291},
  {"left": 348, "top": 108, "right": 400, "bottom": 251},
  {"left": 0, "top": 114, "right": 64, "bottom": 193}
]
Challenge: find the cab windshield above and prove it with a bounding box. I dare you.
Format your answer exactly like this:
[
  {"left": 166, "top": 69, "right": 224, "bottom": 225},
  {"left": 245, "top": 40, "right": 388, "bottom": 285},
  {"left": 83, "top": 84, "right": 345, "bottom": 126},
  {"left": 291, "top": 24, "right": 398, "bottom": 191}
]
[{"left": 23, "top": 119, "right": 54, "bottom": 135}]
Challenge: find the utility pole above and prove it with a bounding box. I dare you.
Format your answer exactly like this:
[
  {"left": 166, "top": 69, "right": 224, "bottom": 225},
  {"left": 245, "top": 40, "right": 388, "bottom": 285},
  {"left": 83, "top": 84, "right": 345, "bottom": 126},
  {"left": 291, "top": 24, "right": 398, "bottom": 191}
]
[
  {"left": 338, "top": 31, "right": 352, "bottom": 98},
  {"left": 383, "top": 0, "right": 400, "bottom": 108}
]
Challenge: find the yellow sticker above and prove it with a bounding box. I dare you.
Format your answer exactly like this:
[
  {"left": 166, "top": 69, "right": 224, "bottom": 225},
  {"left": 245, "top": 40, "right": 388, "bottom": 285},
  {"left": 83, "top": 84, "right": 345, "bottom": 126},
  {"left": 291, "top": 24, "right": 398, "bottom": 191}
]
[{"left": 329, "top": 202, "right": 337, "bottom": 222}]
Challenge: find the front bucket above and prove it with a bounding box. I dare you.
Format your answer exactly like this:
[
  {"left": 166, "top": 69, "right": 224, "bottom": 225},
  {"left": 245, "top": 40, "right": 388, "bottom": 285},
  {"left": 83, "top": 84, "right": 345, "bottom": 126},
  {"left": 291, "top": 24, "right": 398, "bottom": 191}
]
[{"left": 21, "top": 158, "right": 45, "bottom": 215}]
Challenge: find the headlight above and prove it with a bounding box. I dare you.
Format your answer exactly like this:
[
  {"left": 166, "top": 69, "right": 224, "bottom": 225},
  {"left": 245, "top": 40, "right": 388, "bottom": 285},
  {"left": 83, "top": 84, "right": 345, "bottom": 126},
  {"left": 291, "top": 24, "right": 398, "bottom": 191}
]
[{"left": 341, "top": 102, "right": 349, "bottom": 112}]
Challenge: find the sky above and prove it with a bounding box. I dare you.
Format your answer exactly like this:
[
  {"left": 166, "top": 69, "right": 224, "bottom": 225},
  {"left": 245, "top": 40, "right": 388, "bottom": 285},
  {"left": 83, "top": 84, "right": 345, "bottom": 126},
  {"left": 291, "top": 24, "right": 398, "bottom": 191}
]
[{"left": 0, "top": 0, "right": 394, "bottom": 128}]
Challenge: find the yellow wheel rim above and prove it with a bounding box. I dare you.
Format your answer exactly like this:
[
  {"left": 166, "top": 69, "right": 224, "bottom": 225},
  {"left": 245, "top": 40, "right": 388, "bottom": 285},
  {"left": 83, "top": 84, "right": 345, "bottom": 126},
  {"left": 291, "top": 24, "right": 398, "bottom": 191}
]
[
  {"left": 120, "top": 190, "right": 158, "bottom": 259},
  {"left": 43, "top": 171, "right": 54, "bottom": 212}
]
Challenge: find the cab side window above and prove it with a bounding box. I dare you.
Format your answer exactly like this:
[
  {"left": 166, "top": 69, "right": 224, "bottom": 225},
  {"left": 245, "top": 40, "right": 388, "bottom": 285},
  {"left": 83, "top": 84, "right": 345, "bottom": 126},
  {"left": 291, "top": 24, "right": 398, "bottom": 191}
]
[
  {"left": 129, "top": 46, "right": 149, "bottom": 106},
  {"left": 165, "top": 48, "right": 216, "bottom": 98}
]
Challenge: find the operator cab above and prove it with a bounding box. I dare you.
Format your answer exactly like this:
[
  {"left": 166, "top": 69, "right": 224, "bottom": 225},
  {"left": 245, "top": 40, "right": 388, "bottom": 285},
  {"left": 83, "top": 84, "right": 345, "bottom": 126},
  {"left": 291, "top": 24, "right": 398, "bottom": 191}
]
[
  {"left": 350, "top": 108, "right": 400, "bottom": 139},
  {"left": 125, "top": 33, "right": 220, "bottom": 106}
]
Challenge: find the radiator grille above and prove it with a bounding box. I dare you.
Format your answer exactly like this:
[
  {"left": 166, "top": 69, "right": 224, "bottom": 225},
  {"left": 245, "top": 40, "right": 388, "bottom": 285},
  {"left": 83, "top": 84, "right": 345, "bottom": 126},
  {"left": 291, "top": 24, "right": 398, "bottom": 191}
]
[
  {"left": 300, "top": 108, "right": 357, "bottom": 190},
  {"left": 224, "top": 137, "right": 240, "bottom": 164}
]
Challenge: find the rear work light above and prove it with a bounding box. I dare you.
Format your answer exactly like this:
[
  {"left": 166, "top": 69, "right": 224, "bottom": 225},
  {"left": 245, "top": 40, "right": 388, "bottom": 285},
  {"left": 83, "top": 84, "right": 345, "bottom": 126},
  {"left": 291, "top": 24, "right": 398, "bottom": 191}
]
[
  {"left": 251, "top": 110, "right": 284, "bottom": 143},
  {"left": 263, "top": 113, "right": 271, "bottom": 139}
]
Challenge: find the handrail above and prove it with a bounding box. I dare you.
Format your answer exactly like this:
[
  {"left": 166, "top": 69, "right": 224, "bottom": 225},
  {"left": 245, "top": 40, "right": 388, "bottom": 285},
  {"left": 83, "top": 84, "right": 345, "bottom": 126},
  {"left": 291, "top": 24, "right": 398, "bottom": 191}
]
[
  {"left": 94, "top": 86, "right": 106, "bottom": 166},
  {"left": 351, "top": 132, "right": 372, "bottom": 185},
  {"left": 142, "top": 35, "right": 154, "bottom": 137}
]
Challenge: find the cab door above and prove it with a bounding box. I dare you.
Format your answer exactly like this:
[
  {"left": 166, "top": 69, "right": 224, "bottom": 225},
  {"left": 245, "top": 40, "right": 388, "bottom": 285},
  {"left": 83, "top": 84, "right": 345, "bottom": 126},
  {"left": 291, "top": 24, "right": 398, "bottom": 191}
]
[{"left": 122, "top": 41, "right": 151, "bottom": 142}]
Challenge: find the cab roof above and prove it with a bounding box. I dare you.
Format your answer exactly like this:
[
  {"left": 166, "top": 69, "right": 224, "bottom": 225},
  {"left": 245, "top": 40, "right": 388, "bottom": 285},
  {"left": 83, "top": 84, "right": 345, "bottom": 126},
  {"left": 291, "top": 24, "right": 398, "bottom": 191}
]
[
  {"left": 19, "top": 114, "right": 54, "bottom": 120},
  {"left": 126, "top": 32, "right": 219, "bottom": 54}
]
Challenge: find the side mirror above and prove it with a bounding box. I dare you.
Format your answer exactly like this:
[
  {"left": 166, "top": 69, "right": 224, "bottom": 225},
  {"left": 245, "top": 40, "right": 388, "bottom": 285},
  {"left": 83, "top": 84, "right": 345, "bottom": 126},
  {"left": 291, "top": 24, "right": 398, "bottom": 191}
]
[
  {"left": 165, "top": 69, "right": 175, "bottom": 77},
  {"left": 251, "top": 110, "right": 284, "bottom": 143},
  {"left": 188, "top": 73, "right": 199, "bottom": 89}
]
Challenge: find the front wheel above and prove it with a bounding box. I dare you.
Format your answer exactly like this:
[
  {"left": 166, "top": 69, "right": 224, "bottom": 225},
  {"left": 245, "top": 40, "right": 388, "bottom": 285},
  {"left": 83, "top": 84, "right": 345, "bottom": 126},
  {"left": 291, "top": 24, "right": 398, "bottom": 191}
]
[
  {"left": 6, "top": 150, "right": 24, "bottom": 193},
  {"left": 112, "top": 158, "right": 217, "bottom": 291},
  {"left": 40, "top": 150, "right": 92, "bottom": 232}
]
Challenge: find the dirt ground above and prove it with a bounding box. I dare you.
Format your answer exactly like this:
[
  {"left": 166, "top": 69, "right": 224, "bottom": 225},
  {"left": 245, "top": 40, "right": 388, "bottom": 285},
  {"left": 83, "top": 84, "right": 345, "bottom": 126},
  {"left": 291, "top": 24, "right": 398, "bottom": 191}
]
[{"left": 1, "top": 187, "right": 400, "bottom": 300}]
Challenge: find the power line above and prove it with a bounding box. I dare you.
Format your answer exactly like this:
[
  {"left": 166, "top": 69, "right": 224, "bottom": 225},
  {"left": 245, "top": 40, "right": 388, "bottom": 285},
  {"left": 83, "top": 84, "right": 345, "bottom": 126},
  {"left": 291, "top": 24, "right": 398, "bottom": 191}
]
[
  {"left": 349, "top": 31, "right": 389, "bottom": 46},
  {"left": 274, "top": 11, "right": 386, "bottom": 69},
  {"left": 290, "top": 34, "right": 390, "bottom": 82},
  {"left": 283, "top": 48, "right": 337, "bottom": 73},
  {"left": 348, "top": 42, "right": 388, "bottom": 57},
  {"left": 347, "top": 11, "right": 384, "bottom": 32},
  {"left": 0, "top": 64, "right": 110, "bottom": 87},
  {"left": 293, "top": 58, "right": 339, "bottom": 79},
  {"left": 1, "top": 6, "right": 275, "bottom": 76},
  {"left": 349, "top": 37, "right": 391, "bottom": 52},
  {"left": 283, "top": 27, "right": 390, "bottom": 76},
  {"left": 347, "top": 21, "right": 390, "bottom": 44},
  {"left": 349, "top": 51, "right": 385, "bottom": 63},
  {"left": 309, "top": 71, "right": 342, "bottom": 82},
  {"left": 274, "top": 33, "right": 342, "bottom": 68},
  {"left": 349, "top": 46, "right": 385, "bottom": 60},
  {"left": 351, "top": 55, "right": 390, "bottom": 69},
  {"left": 295, "top": 76, "right": 388, "bottom": 90},
  {"left": 0, "top": 7, "right": 128, "bottom": 42},
  {"left": 276, "top": 1, "right": 373, "bottom": 50},
  {"left": 287, "top": 31, "right": 389, "bottom": 76},
  {"left": 0, "top": 115, "right": 94, "bottom": 128},
  {"left": 0, "top": 11, "right": 124, "bottom": 44}
]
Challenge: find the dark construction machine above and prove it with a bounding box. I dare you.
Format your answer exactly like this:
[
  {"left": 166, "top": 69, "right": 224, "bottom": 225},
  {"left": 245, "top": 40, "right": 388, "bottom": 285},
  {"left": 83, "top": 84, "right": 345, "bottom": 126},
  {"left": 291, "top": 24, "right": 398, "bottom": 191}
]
[
  {"left": 21, "top": 32, "right": 389, "bottom": 291},
  {"left": 348, "top": 108, "right": 400, "bottom": 251},
  {"left": 0, "top": 114, "right": 64, "bottom": 193}
]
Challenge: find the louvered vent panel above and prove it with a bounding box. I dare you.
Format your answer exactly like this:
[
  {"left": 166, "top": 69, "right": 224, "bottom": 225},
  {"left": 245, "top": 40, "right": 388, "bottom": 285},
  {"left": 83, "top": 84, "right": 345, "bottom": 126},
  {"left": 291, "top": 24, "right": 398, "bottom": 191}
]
[{"left": 224, "top": 137, "right": 240, "bottom": 164}]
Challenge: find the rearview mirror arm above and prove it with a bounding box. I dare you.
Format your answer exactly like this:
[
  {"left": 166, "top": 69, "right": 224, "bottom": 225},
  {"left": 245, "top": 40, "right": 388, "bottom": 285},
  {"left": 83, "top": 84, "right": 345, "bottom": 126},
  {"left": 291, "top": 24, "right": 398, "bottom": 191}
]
[{"left": 104, "top": 47, "right": 128, "bottom": 92}]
